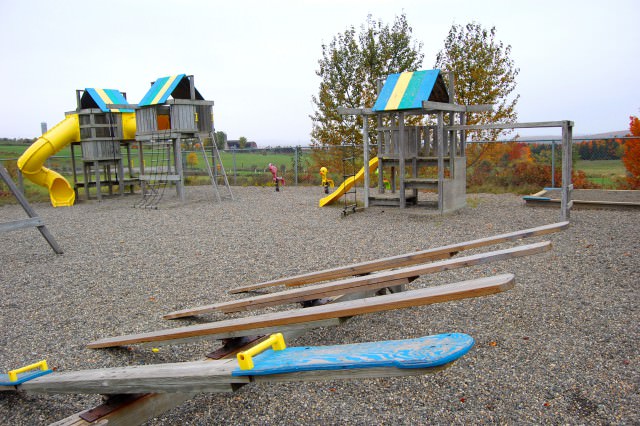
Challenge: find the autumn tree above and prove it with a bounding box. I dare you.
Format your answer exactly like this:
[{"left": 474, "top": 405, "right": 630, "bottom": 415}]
[
  {"left": 434, "top": 23, "right": 520, "bottom": 169},
  {"left": 214, "top": 131, "right": 227, "bottom": 149},
  {"left": 310, "top": 13, "right": 424, "bottom": 156},
  {"left": 622, "top": 115, "right": 640, "bottom": 188}
]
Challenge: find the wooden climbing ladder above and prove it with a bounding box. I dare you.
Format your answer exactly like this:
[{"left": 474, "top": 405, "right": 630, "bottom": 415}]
[{"left": 0, "top": 165, "right": 62, "bottom": 254}]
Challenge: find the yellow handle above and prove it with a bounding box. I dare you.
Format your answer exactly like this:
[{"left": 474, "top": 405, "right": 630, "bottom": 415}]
[
  {"left": 7, "top": 360, "right": 48, "bottom": 382},
  {"left": 237, "top": 333, "right": 286, "bottom": 370}
]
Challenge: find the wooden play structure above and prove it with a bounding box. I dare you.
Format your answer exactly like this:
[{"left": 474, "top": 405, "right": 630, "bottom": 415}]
[
  {"left": 69, "top": 88, "right": 138, "bottom": 201},
  {"left": 134, "top": 74, "right": 232, "bottom": 208},
  {"left": 338, "top": 70, "right": 488, "bottom": 213},
  {"left": 17, "top": 74, "right": 233, "bottom": 208},
  {"left": 337, "top": 69, "right": 574, "bottom": 220},
  {"left": 1, "top": 222, "right": 568, "bottom": 425}
]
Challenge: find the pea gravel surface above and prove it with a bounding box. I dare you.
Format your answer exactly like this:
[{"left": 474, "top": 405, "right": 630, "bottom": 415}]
[{"left": 0, "top": 186, "right": 637, "bottom": 425}]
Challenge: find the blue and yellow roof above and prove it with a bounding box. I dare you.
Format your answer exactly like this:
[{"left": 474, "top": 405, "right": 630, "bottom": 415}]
[
  {"left": 138, "top": 74, "right": 186, "bottom": 107},
  {"left": 372, "top": 69, "right": 447, "bottom": 112},
  {"left": 84, "top": 88, "right": 133, "bottom": 113}
]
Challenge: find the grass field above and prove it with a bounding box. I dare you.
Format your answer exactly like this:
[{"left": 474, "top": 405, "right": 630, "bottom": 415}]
[{"left": 575, "top": 159, "right": 626, "bottom": 188}]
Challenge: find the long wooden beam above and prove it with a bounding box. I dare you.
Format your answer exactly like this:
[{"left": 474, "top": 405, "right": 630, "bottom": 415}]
[
  {"left": 228, "top": 222, "right": 567, "bottom": 294},
  {"left": 165, "top": 241, "right": 550, "bottom": 319},
  {"left": 88, "top": 274, "right": 515, "bottom": 349},
  {"left": 7, "top": 349, "right": 455, "bottom": 395}
]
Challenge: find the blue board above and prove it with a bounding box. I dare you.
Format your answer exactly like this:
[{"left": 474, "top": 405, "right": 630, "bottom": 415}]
[
  {"left": 232, "top": 333, "right": 474, "bottom": 376},
  {"left": 0, "top": 369, "right": 52, "bottom": 386}
]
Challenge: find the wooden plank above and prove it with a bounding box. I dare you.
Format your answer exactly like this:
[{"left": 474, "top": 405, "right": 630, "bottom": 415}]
[
  {"left": 14, "top": 360, "right": 455, "bottom": 397},
  {"left": 55, "top": 327, "right": 320, "bottom": 425},
  {"left": 0, "top": 217, "right": 44, "bottom": 233},
  {"left": 166, "top": 241, "right": 549, "bottom": 319},
  {"left": 167, "top": 277, "right": 412, "bottom": 319},
  {"left": 15, "top": 359, "right": 246, "bottom": 394},
  {"left": 422, "top": 101, "right": 467, "bottom": 112},
  {"left": 445, "top": 120, "right": 574, "bottom": 131},
  {"left": 141, "top": 318, "right": 347, "bottom": 348},
  {"left": 88, "top": 273, "right": 515, "bottom": 348},
  {"left": 229, "top": 222, "right": 568, "bottom": 294}
]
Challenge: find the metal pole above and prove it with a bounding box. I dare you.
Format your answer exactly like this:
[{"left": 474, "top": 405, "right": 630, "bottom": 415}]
[
  {"left": 232, "top": 149, "right": 237, "bottom": 186},
  {"left": 294, "top": 146, "right": 299, "bottom": 186}
]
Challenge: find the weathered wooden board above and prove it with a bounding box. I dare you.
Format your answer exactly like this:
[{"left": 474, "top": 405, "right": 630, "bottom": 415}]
[
  {"left": 88, "top": 274, "right": 515, "bottom": 349},
  {"left": 166, "top": 241, "right": 550, "bottom": 319},
  {"left": 10, "top": 359, "right": 245, "bottom": 395},
  {"left": 228, "top": 222, "right": 568, "bottom": 294}
]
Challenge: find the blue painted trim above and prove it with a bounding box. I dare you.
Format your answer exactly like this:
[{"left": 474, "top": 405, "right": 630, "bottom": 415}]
[
  {"left": 0, "top": 369, "right": 52, "bottom": 386},
  {"left": 85, "top": 88, "right": 108, "bottom": 112},
  {"left": 372, "top": 73, "right": 401, "bottom": 111},
  {"left": 523, "top": 196, "right": 552, "bottom": 201},
  {"left": 138, "top": 74, "right": 186, "bottom": 106},
  {"left": 232, "top": 333, "right": 474, "bottom": 376}
]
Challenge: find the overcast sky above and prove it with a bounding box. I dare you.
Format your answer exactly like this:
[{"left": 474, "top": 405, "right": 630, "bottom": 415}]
[{"left": 1, "top": 0, "right": 638, "bottom": 145}]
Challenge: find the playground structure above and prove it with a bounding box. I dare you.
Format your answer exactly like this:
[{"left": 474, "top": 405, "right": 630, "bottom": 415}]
[
  {"left": 334, "top": 69, "right": 575, "bottom": 220},
  {"left": 0, "top": 221, "right": 568, "bottom": 425},
  {"left": 17, "top": 89, "right": 137, "bottom": 206},
  {"left": 16, "top": 74, "right": 232, "bottom": 208},
  {"left": 135, "top": 74, "right": 232, "bottom": 207}
]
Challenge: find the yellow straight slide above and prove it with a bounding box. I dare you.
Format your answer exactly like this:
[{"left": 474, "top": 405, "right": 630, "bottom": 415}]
[
  {"left": 17, "top": 114, "right": 80, "bottom": 207},
  {"left": 319, "top": 157, "right": 379, "bottom": 207}
]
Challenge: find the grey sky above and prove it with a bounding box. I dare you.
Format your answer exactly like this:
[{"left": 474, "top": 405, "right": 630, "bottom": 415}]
[{"left": 0, "top": 0, "right": 637, "bottom": 144}]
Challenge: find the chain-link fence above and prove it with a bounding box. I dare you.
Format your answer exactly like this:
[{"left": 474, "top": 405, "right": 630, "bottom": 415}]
[
  {"left": 2, "top": 136, "right": 637, "bottom": 199},
  {"left": 465, "top": 137, "right": 635, "bottom": 194}
]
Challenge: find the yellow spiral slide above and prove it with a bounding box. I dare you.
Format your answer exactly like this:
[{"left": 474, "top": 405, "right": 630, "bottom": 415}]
[{"left": 17, "top": 114, "right": 81, "bottom": 207}]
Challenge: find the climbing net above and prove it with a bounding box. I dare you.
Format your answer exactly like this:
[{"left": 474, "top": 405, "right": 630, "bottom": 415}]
[{"left": 135, "top": 131, "right": 173, "bottom": 209}]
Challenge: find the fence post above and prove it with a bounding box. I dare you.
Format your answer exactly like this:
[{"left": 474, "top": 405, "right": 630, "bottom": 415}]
[
  {"left": 561, "top": 122, "right": 573, "bottom": 221},
  {"left": 232, "top": 149, "right": 237, "bottom": 186},
  {"left": 551, "top": 140, "right": 555, "bottom": 188},
  {"left": 294, "top": 146, "right": 298, "bottom": 186}
]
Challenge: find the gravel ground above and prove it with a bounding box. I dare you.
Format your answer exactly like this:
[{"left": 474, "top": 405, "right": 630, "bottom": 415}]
[{"left": 0, "top": 186, "right": 638, "bottom": 425}]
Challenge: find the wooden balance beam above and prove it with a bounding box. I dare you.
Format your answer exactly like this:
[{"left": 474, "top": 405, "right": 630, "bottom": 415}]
[
  {"left": 165, "top": 241, "right": 550, "bottom": 319},
  {"left": 228, "top": 222, "right": 568, "bottom": 294},
  {"left": 88, "top": 273, "right": 515, "bottom": 349}
]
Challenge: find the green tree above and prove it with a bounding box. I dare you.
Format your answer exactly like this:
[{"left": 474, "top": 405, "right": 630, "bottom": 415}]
[
  {"left": 239, "top": 136, "right": 248, "bottom": 149},
  {"left": 434, "top": 22, "right": 520, "bottom": 167},
  {"left": 214, "top": 131, "right": 227, "bottom": 149},
  {"left": 310, "top": 13, "right": 424, "bottom": 151}
]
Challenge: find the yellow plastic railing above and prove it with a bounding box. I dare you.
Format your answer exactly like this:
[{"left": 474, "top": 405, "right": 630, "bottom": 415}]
[
  {"left": 7, "top": 360, "right": 49, "bottom": 382},
  {"left": 237, "top": 333, "right": 286, "bottom": 370}
]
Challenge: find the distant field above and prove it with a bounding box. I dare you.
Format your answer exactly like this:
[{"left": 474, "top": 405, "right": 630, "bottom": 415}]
[{"left": 575, "top": 159, "right": 626, "bottom": 188}]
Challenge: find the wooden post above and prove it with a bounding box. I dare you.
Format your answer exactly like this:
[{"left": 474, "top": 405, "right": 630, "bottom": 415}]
[
  {"left": 362, "top": 115, "right": 370, "bottom": 208},
  {"left": 94, "top": 160, "right": 101, "bottom": 201},
  {"left": 398, "top": 112, "right": 406, "bottom": 208},
  {"left": 561, "top": 121, "right": 573, "bottom": 220},
  {"left": 437, "top": 111, "right": 445, "bottom": 214},
  {"left": 174, "top": 136, "right": 185, "bottom": 201}
]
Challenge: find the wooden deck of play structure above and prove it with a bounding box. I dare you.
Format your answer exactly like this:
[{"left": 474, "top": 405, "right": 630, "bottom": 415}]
[{"left": 1, "top": 222, "right": 568, "bottom": 426}]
